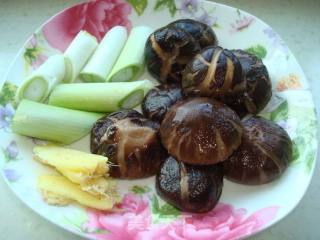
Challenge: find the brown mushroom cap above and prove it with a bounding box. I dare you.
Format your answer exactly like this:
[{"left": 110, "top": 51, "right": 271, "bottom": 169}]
[
  {"left": 156, "top": 156, "right": 223, "bottom": 213},
  {"left": 142, "top": 84, "right": 184, "bottom": 123},
  {"left": 160, "top": 97, "right": 243, "bottom": 165},
  {"left": 182, "top": 46, "right": 245, "bottom": 99},
  {"left": 145, "top": 26, "right": 201, "bottom": 84},
  {"left": 168, "top": 19, "right": 218, "bottom": 48},
  {"left": 223, "top": 117, "right": 292, "bottom": 185},
  {"left": 222, "top": 50, "right": 272, "bottom": 117},
  {"left": 90, "top": 110, "right": 166, "bottom": 179}
]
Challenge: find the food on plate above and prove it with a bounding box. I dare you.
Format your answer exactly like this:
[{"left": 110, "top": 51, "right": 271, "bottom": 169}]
[
  {"left": 160, "top": 98, "right": 243, "bottom": 165},
  {"left": 168, "top": 19, "right": 218, "bottom": 48},
  {"left": 145, "top": 19, "right": 219, "bottom": 84},
  {"left": 38, "top": 175, "right": 120, "bottom": 210},
  {"left": 107, "top": 26, "right": 153, "bottom": 82},
  {"left": 91, "top": 110, "right": 166, "bottom": 179},
  {"left": 34, "top": 146, "right": 119, "bottom": 205},
  {"left": 156, "top": 156, "right": 223, "bottom": 213},
  {"left": 33, "top": 145, "right": 109, "bottom": 184},
  {"left": 145, "top": 26, "right": 201, "bottom": 84},
  {"left": 80, "top": 26, "right": 128, "bottom": 82},
  {"left": 48, "top": 80, "right": 154, "bottom": 112},
  {"left": 142, "top": 84, "right": 183, "bottom": 123},
  {"left": 80, "top": 177, "right": 118, "bottom": 198},
  {"left": 7, "top": 16, "right": 294, "bottom": 216},
  {"left": 223, "top": 50, "right": 272, "bottom": 117},
  {"left": 63, "top": 30, "right": 98, "bottom": 83},
  {"left": 223, "top": 117, "right": 292, "bottom": 185},
  {"left": 16, "top": 54, "right": 65, "bottom": 103},
  {"left": 11, "top": 100, "right": 103, "bottom": 144},
  {"left": 182, "top": 46, "right": 245, "bottom": 100}
]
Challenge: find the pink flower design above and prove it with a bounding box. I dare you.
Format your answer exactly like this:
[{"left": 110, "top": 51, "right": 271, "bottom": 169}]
[
  {"left": 83, "top": 193, "right": 152, "bottom": 240},
  {"left": 43, "top": 0, "right": 132, "bottom": 52},
  {"left": 24, "top": 34, "right": 48, "bottom": 69},
  {"left": 230, "top": 16, "right": 255, "bottom": 34},
  {"left": 83, "top": 196, "right": 279, "bottom": 240},
  {"left": 167, "top": 203, "right": 279, "bottom": 240}
]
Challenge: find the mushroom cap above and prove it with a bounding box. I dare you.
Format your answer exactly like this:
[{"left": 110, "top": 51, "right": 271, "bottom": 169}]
[
  {"left": 160, "top": 97, "right": 243, "bottom": 165},
  {"left": 223, "top": 50, "right": 272, "bottom": 117},
  {"left": 145, "top": 26, "right": 201, "bottom": 84},
  {"left": 156, "top": 156, "right": 223, "bottom": 213},
  {"left": 168, "top": 19, "right": 218, "bottom": 48},
  {"left": 182, "top": 46, "right": 245, "bottom": 99},
  {"left": 223, "top": 117, "right": 292, "bottom": 185},
  {"left": 142, "top": 84, "right": 183, "bottom": 123},
  {"left": 90, "top": 110, "right": 166, "bottom": 179}
]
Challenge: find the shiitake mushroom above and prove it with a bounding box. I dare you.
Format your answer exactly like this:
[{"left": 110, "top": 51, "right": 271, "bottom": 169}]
[
  {"left": 145, "top": 26, "right": 201, "bottom": 84},
  {"left": 223, "top": 117, "right": 292, "bottom": 185},
  {"left": 160, "top": 97, "right": 243, "bottom": 165},
  {"left": 90, "top": 110, "right": 166, "bottom": 179},
  {"left": 142, "top": 84, "right": 183, "bottom": 123},
  {"left": 182, "top": 46, "right": 245, "bottom": 100},
  {"left": 156, "top": 156, "right": 223, "bottom": 213},
  {"left": 221, "top": 50, "right": 272, "bottom": 117},
  {"left": 168, "top": 19, "right": 218, "bottom": 48},
  {"left": 145, "top": 19, "right": 218, "bottom": 84}
]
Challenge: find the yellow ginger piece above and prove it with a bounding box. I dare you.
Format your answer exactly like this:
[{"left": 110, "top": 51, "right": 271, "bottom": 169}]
[
  {"left": 38, "top": 175, "right": 119, "bottom": 210},
  {"left": 33, "top": 145, "right": 108, "bottom": 184},
  {"left": 80, "top": 178, "right": 119, "bottom": 199}
]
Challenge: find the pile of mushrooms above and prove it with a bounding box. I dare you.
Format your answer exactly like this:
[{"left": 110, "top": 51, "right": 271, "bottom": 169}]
[{"left": 90, "top": 19, "right": 293, "bottom": 213}]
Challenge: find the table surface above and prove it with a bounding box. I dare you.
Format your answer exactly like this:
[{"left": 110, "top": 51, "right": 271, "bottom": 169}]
[{"left": 0, "top": 0, "right": 319, "bottom": 239}]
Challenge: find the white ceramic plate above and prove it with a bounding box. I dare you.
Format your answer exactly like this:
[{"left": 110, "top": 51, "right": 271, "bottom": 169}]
[{"left": 0, "top": 0, "right": 317, "bottom": 239}]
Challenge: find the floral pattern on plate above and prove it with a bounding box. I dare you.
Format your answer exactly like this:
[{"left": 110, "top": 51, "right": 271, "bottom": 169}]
[
  {"left": 42, "top": 0, "right": 133, "bottom": 52},
  {"left": 82, "top": 192, "right": 279, "bottom": 240}
]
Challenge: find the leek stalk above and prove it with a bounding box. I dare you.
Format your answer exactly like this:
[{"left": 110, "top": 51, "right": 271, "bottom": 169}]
[
  {"left": 79, "top": 26, "right": 127, "bottom": 82},
  {"left": 107, "top": 26, "right": 153, "bottom": 82},
  {"left": 48, "top": 80, "right": 154, "bottom": 112},
  {"left": 63, "top": 31, "right": 98, "bottom": 83},
  {"left": 16, "top": 54, "right": 65, "bottom": 102},
  {"left": 11, "top": 100, "right": 103, "bottom": 144}
]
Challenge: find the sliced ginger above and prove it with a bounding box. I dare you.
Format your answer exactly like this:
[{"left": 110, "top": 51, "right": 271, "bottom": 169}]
[
  {"left": 80, "top": 177, "right": 119, "bottom": 198},
  {"left": 38, "top": 175, "right": 120, "bottom": 210},
  {"left": 33, "top": 145, "right": 108, "bottom": 184},
  {"left": 34, "top": 145, "right": 120, "bottom": 210}
]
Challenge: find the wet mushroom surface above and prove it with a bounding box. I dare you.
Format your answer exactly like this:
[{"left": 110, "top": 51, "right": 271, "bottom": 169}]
[
  {"left": 160, "top": 97, "right": 243, "bottom": 165},
  {"left": 182, "top": 46, "right": 245, "bottom": 100},
  {"left": 222, "top": 49, "right": 272, "bottom": 117},
  {"left": 145, "top": 26, "right": 201, "bottom": 84},
  {"left": 168, "top": 19, "right": 218, "bottom": 48},
  {"left": 142, "top": 84, "right": 183, "bottom": 123},
  {"left": 223, "top": 116, "right": 292, "bottom": 185},
  {"left": 156, "top": 156, "right": 223, "bottom": 213},
  {"left": 90, "top": 110, "right": 166, "bottom": 179}
]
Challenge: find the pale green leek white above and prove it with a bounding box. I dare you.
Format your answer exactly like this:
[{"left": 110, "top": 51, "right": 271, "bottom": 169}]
[
  {"left": 107, "top": 26, "right": 153, "bottom": 82},
  {"left": 11, "top": 100, "right": 103, "bottom": 144},
  {"left": 63, "top": 31, "right": 98, "bottom": 83},
  {"left": 79, "top": 26, "right": 128, "bottom": 82},
  {"left": 48, "top": 79, "right": 154, "bottom": 112},
  {"left": 16, "top": 54, "right": 65, "bottom": 103}
]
